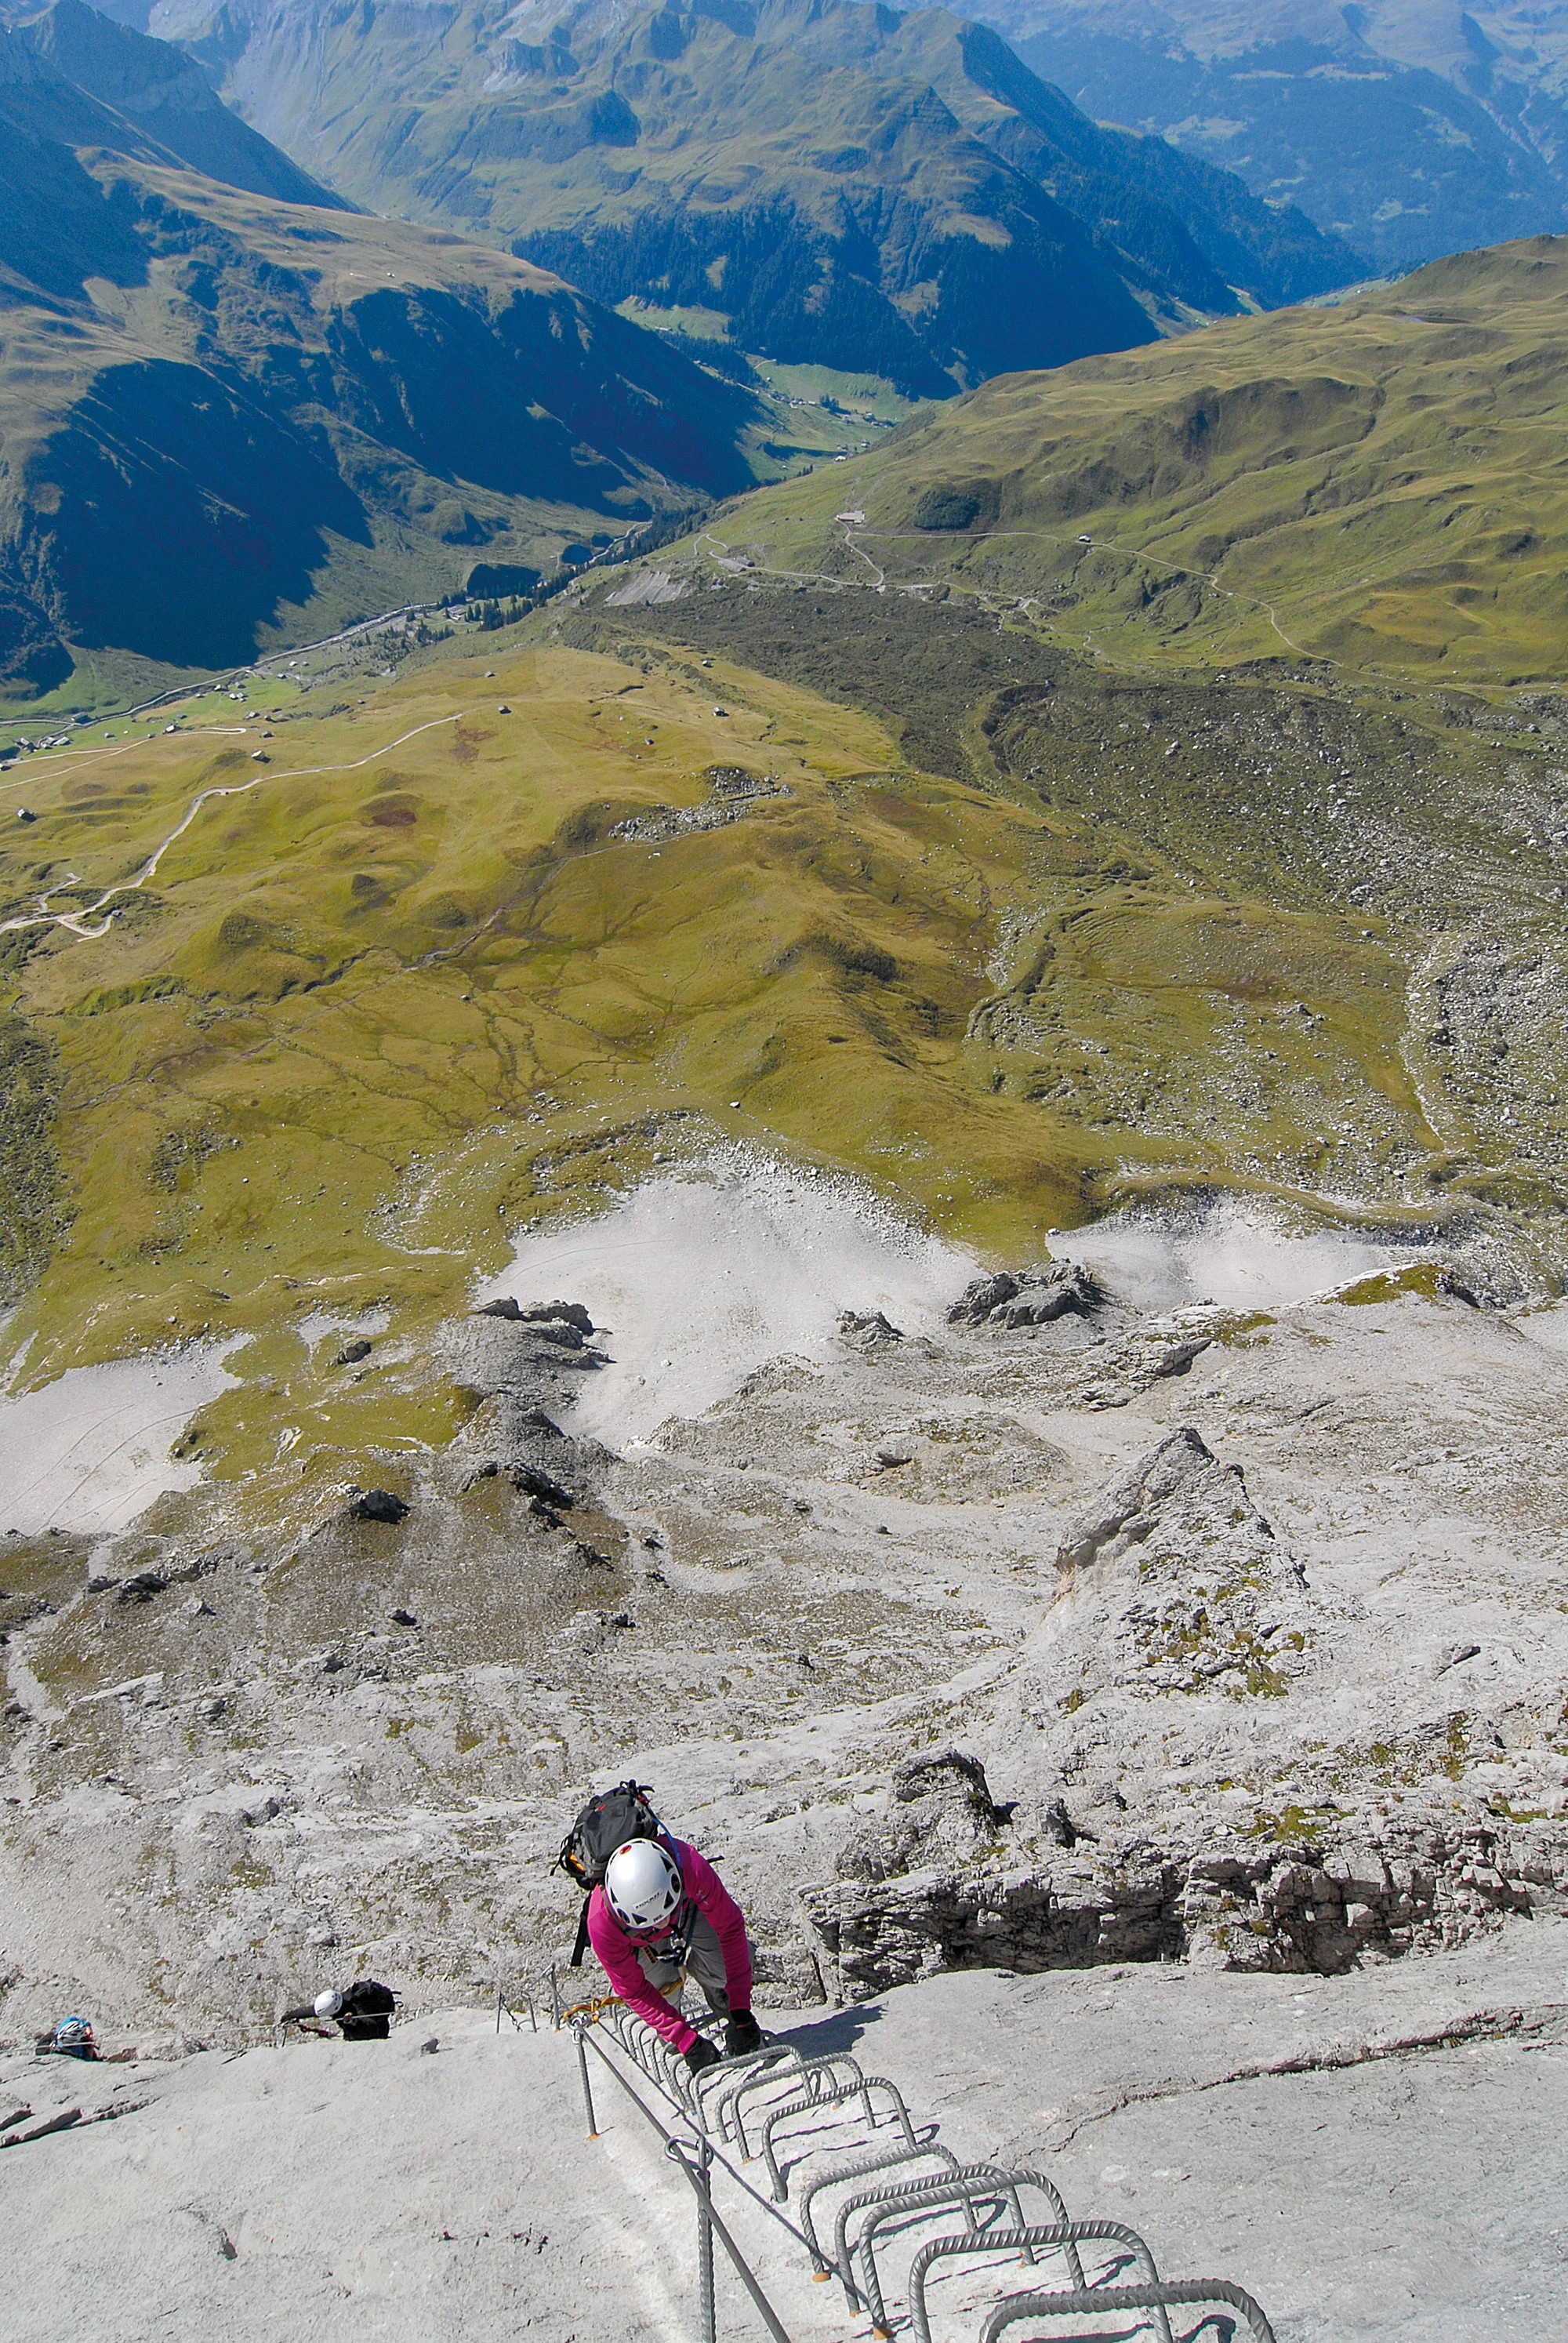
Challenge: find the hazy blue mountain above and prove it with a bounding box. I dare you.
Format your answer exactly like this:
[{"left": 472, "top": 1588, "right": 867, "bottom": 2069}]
[
  {"left": 15, "top": 0, "right": 347, "bottom": 205},
  {"left": 975, "top": 0, "right": 1568, "bottom": 272}
]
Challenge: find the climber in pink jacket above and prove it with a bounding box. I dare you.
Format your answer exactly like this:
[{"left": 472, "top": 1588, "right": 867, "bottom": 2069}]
[{"left": 586, "top": 1834, "right": 760, "bottom": 2076}]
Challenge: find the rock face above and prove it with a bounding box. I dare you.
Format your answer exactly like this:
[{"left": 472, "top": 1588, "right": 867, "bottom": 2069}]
[
  {"left": 799, "top": 1421, "right": 1568, "bottom": 1997},
  {"left": 9, "top": 1243, "right": 1568, "bottom": 2051},
  {"left": 805, "top": 1431, "right": 1345, "bottom": 1994},
  {"left": 804, "top": 1746, "right": 1181, "bottom": 1989},
  {"left": 802, "top": 1851, "right": 1186, "bottom": 1993},
  {"left": 803, "top": 1815, "right": 1568, "bottom": 1998}
]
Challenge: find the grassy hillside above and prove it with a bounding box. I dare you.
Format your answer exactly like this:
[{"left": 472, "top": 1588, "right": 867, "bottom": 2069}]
[
  {"left": 5, "top": 232, "right": 1568, "bottom": 1520},
  {"left": 5, "top": 558, "right": 1566, "bottom": 1491},
  {"left": 0, "top": 619, "right": 1414, "bottom": 1360},
  {"left": 663, "top": 237, "right": 1568, "bottom": 686},
  {"left": 0, "top": 18, "right": 761, "bottom": 701},
  {"left": 164, "top": 0, "right": 1360, "bottom": 396}
]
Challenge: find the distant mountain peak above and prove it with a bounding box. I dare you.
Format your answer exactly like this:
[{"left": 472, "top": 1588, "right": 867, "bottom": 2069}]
[{"left": 975, "top": 0, "right": 1568, "bottom": 270}]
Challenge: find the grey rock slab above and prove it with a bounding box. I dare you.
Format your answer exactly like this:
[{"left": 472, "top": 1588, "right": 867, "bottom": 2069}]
[
  {"left": 804, "top": 1919, "right": 1568, "bottom": 2341},
  {"left": 0, "top": 2019, "right": 706, "bottom": 2342}
]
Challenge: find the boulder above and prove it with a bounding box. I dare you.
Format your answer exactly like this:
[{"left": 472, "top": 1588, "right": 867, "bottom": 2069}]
[
  {"left": 114, "top": 1569, "right": 166, "bottom": 1603},
  {"left": 347, "top": 1489, "right": 408, "bottom": 1524},
  {"left": 520, "top": 1301, "right": 595, "bottom": 1335},
  {"left": 1080, "top": 1322, "right": 1212, "bottom": 1408},
  {"left": 839, "top": 1308, "right": 903, "bottom": 1347}
]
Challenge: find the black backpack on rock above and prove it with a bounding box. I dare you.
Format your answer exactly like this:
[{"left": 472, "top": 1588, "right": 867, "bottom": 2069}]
[
  {"left": 556, "top": 1780, "right": 662, "bottom": 1967},
  {"left": 338, "top": 1979, "right": 397, "bottom": 2040}
]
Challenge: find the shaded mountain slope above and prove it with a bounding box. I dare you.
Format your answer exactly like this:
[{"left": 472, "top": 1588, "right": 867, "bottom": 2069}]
[
  {"left": 16, "top": 0, "right": 347, "bottom": 206},
  {"left": 980, "top": 0, "right": 1568, "bottom": 274},
  {"left": 0, "top": 15, "right": 757, "bottom": 696},
  {"left": 670, "top": 233, "right": 1568, "bottom": 685},
  {"left": 140, "top": 0, "right": 1361, "bottom": 394}
]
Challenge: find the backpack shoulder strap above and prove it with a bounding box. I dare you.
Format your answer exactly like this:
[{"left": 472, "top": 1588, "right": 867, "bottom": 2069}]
[{"left": 569, "top": 1895, "right": 593, "bottom": 1971}]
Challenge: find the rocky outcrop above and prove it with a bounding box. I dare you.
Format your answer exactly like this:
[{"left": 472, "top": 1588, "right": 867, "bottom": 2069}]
[
  {"left": 800, "top": 1818, "right": 1568, "bottom": 2000},
  {"left": 793, "top": 1423, "right": 1566, "bottom": 1997},
  {"left": 802, "top": 1849, "right": 1185, "bottom": 1994},
  {"left": 444, "top": 1310, "right": 608, "bottom": 1448},
  {"left": 1176, "top": 1827, "right": 1563, "bottom": 1971},
  {"left": 347, "top": 1489, "right": 408, "bottom": 1524},
  {"left": 833, "top": 1748, "right": 1007, "bottom": 1885},
  {"left": 448, "top": 1392, "right": 608, "bottom": 1509},
  {"left": 1049, "top": 1426, "right": 1313, "bottom": 1698},
  {"left": 1055, "top": 1425, "right": 1215, "bottom": 1571},
  {"left": 949, "top": 1262, "right": 1097, "bottom": 1328},
  {"left": 1078, "top": 1319, "right": 1213, "bottom": 1408},
  {"left": 475, "top": 1299, "right": 596, "bottom": 1335}
]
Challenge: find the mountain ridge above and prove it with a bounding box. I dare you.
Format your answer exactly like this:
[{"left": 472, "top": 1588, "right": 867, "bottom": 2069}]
[
  {"left": 13, "top": 0, "right": 348, "bottom": 207},
  {"left": 662, "top": 231, "right": 1568, "bottom": 688},
  {"left": 125, "top": 0, "right": 1365, "bottom": 394}
]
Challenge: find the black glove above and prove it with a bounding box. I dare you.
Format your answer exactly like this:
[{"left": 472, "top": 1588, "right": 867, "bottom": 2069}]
[
  {"left": 684, "top": 2034, "right": 722, "bottom": 2076},
  {"left": 724, "top": 2011, "right": 764, "bottom": 2059}
]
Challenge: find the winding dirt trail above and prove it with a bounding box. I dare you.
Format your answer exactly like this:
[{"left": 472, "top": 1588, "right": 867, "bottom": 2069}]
[{"left": 0, "top": 713, "right": 461, "bottom": 946}]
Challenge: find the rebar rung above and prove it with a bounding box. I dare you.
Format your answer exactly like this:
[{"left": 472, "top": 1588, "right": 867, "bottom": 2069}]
[
  {"left": 762, "top": 2072, "right": 919, "bottom": 2203},
  {"left": 910, "top": 2222, "right": 1169, "bottom": 2343},
  {"left": 978, "top": 2276, "right": 1279, "bottom": 2343},
  {"left": 729, "top": 2052, "right": 868, "bottom": 2160},
  {"left": 799, "top": 2142, "right": 960, "bottom": 2278},
  {"left": 852, "top": 2168, "right": 1083, "bottom": 2332}
]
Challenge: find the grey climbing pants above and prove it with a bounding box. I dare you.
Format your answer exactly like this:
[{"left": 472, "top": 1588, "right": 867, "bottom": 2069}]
[{"left": 636, "top": 1910, "right": 732, "bottom": 2018}]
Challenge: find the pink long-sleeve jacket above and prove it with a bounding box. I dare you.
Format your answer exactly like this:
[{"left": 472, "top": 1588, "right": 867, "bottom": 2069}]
[{"left": 586, "top": 1836, "right": 753, "bottom": 2053}]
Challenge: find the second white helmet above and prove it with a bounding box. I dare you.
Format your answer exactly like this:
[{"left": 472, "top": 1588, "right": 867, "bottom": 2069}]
[{"left": 604, "top": 1839, "right": 684, "bottom": 1937}]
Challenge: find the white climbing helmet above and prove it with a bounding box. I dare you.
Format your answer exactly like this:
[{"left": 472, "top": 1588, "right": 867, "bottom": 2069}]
[
  {"left": 604, "top": 1839, "right": 684, "bottom": 1938},
  {"left": 314, "top": 1988, "right": 344, "bottom": 2020}
]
